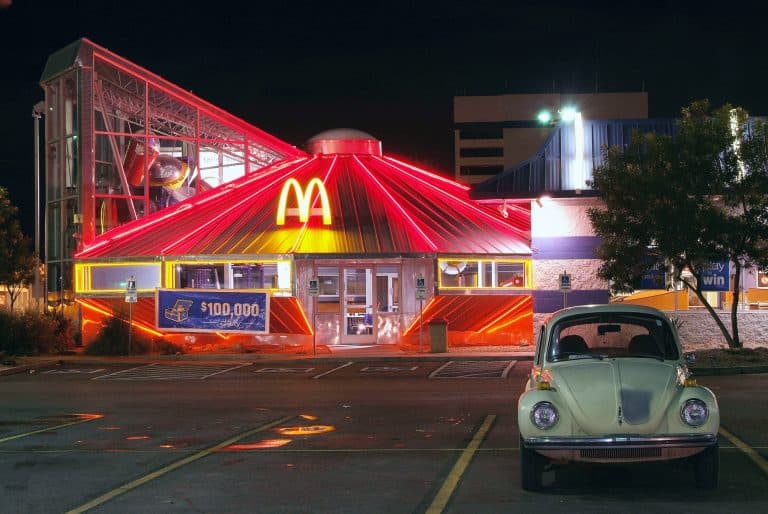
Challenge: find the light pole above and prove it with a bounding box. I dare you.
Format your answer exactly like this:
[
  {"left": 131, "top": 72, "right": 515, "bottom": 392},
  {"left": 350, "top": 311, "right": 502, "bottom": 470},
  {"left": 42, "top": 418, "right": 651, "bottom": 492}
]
[{"left": 32, "top": 101, "right": 45, "bottom": 311}]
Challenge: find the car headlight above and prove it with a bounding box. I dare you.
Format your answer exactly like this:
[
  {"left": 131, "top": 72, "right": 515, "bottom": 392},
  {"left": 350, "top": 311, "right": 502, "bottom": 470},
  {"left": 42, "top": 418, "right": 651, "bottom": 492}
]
[
  {"left": 680, "top": 399, "right": 709, "bottom": 427},
  {"left": 530, "top": 401, "right": 559, "bottom": 430}
]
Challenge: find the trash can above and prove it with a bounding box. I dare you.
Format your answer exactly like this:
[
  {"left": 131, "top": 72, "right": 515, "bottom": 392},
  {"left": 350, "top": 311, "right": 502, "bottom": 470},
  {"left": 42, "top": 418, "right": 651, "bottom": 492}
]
[{"left": 428, "top": 318, "right": 448, "bottom": 353}]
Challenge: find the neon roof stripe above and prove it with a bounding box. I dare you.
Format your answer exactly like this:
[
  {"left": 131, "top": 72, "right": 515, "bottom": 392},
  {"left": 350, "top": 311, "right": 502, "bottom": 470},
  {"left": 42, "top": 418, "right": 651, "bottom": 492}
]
[{"left": 77, "top": 141, "right": 531, "bottom": 258}]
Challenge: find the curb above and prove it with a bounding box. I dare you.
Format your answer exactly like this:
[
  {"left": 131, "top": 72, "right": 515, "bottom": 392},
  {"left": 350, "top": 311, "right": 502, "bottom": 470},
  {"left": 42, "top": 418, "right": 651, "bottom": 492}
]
[
  {"left": 690, "top": 365, "right": 768, "bottom": 376},
  {"left": 4, "top": 357, "right": 768, "bottom": 377},
  {"left": 0, "top": 353, "right": 536, "bottom": 376},
  {"left": 0, "top": 359, "right": 61, "bottom": 377}
]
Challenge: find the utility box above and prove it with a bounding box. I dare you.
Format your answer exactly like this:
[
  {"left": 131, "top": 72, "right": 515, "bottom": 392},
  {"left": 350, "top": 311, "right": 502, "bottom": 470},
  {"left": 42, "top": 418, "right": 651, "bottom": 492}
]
[{"left": 428, "top": 318, "right": 448, "bottom": 353}]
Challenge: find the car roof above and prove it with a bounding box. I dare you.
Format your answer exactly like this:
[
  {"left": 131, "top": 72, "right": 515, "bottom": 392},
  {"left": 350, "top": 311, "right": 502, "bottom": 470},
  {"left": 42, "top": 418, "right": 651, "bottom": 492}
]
[{"left": 542, "top": 303, "right": 673, "bottom": 327}]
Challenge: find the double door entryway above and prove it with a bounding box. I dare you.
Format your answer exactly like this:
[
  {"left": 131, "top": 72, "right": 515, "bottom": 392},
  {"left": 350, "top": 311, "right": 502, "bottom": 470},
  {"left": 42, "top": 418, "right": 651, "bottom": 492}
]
[{"left": 315, "top": 262, "right": 400, "bottom": 345}]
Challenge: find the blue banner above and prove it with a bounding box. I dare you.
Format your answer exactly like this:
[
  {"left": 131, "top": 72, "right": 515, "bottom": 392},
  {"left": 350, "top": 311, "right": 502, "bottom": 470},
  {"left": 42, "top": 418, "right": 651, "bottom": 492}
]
[
  {"left": 640, "top": 259, "right": 667, "bottom": 289},
  {"left": 156, "top": 289, "right": 270, "bottom": 333},
  {"left": 699, "top": 261, "right": 730, "bottom": 291}
]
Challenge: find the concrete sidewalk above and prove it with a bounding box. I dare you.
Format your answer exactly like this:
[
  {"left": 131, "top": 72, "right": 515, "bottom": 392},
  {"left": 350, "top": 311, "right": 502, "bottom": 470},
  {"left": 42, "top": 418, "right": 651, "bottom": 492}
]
[{"left": 0, "top": 344, "right": 536, "bottom": 376}]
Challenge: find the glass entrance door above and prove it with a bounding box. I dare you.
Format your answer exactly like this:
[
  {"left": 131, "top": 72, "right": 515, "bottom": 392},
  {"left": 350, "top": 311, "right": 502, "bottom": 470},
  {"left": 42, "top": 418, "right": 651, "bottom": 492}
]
[{"left": 342, "top": 267, "right": 374, "bottom": 344}]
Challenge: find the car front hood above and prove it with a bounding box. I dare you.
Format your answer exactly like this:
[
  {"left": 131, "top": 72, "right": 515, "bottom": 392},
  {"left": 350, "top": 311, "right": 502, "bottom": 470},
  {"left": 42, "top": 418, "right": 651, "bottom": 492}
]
[{"left": 553, "top": 359, "right": 678, "bottom": 434}]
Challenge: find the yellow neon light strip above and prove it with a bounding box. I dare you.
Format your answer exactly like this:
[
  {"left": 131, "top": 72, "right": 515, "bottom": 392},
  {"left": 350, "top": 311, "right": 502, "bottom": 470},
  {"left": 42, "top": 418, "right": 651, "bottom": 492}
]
[
  {"left": 74, "top": 262, "right": 160, "bottom": 293},
  {"left": 437, "top": 259, "right": 531, "bottom": 289}
]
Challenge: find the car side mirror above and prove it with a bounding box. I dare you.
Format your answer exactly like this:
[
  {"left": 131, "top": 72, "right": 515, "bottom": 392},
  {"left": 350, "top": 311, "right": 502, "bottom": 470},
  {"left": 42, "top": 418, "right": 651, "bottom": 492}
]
[{"left": 684, "top": 351, "right": 696, "bottom": 364}]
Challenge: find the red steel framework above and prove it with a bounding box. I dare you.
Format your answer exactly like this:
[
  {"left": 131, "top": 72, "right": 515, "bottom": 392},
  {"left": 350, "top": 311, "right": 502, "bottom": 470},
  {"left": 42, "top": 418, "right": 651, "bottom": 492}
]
[{"left": 42, "top": 38, "right": 304, "bottom": 249}]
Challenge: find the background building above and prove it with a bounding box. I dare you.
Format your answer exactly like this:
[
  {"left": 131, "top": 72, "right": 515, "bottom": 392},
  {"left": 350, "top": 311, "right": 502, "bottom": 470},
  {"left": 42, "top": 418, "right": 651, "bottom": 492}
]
[
  {"left": 453, "top": 92, "right": 648, "bottom": 184},
  {"left": 466, "top": 100, "right": 768, "bottom": 328}
]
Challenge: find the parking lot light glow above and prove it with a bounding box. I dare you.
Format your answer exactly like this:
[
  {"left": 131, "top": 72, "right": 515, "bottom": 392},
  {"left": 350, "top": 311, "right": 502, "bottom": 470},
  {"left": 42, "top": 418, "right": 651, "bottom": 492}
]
[
  {"left": 560, "top": 106, "right": 577, "bottom": 122},
  {"left": 275, "top": 425, "right": 336, "bottom": 436},
  {"left": 227, "top": 439, "right": 292, "bottom": 450}
]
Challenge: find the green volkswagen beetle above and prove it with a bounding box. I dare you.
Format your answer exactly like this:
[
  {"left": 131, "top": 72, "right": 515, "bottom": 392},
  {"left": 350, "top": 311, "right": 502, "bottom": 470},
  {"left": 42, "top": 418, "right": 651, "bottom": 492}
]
[{"left": 518, "top": 304, "right": 719, "bottom": 491}]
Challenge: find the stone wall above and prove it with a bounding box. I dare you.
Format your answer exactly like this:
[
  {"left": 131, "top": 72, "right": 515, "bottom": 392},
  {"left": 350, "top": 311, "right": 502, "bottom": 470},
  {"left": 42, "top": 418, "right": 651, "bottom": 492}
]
[
  {"left": 533, "top": 310, "right": 768, "bottom": 350},
  {"left": 669, "top": 310, "right": 768, "bottom": 349},
  {"left": 533, "top": 259, "right": 607, "bottom": 290}
]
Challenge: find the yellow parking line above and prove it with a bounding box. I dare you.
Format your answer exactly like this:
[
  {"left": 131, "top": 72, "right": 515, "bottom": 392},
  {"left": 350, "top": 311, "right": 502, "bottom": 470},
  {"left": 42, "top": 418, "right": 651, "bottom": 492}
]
[
  {"left": 65, "top": 415, "right": 295, "bottom": 514},
  {"left": 0, "top": 414, "right": 103, "bottom": 444},
  {"left": 719, "top": 426, "right": 768, "bottom": 475},
  {"left": 426, "top": 414, "right": 496, "bottom": 514}
]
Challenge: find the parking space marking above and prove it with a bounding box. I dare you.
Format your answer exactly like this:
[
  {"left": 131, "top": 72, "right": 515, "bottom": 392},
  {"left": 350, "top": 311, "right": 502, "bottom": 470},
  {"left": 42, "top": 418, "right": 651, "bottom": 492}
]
[
  {"left": 43, "top": 369, "right": 106, "bottom": 374},
  {"left": 312, "top": 361, "right": 353, "bottom": 379},
  {"left": 93, "top": 363, "right": 250, "bottom": 380},
  {"left": 426, "top": 414, "right": 496, "bottom": 514},
  {"left": 429, "top": 360, "right": 516, "bottom": 379},
  {"left": 360, "top": 365, "right": 419, "bottom": 372},
  {"left": 254, "top": 367, "right": 316, "bottom": 373},
  {"left": 65, "top": 414, "right": 295, "bottom": 514},
  {"left": 719, "top": 426, "right": 768, "bottom": 475},
  {"left": 0, "top": 413, "right": 103, "bottom": 444}
]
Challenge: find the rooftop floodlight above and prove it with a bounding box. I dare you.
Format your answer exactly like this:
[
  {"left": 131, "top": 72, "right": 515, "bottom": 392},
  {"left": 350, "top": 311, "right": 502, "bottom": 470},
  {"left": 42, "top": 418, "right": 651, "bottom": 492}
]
[
  {"left": 535, "top": 194, "right": 552, "bottom": 208},
  {"left": 559, "top": 106, "right": 578, "bottom": 122},
  {"left": 536, "top": 109, "right": 553, "bottom": 124}
]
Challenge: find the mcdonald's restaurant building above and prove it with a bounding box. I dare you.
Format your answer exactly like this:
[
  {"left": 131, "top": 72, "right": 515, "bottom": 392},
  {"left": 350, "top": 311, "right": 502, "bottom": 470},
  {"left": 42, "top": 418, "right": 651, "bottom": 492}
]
[{"left": 43, "top": 39, "right": 541, "bottom": 353}]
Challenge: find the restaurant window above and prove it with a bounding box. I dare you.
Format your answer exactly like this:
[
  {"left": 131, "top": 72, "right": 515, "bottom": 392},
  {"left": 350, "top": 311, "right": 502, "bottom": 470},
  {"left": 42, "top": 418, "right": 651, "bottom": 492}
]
[
  {"left": 459, "top": 127, "right": 503, "bottom": 140},
  {"left": 172, "top": 261, "right": 289, "bottom": 290},
  {"left": 459, "top": 147, "right": 504, "bottom": 157},
  {"left": 439, "top": 259, "right": 530, "bottom": 289},
  {"left": 459, "top": 165, "right": 504, "bottom": 176},
  {"left": 317, "top": 266, "right": 340, "bottom": 313},
  {"left": 759, "top": 271, "right": 768, "bottom": 288},
  {"left": 74, "top": 263, "right": 161, "bottom": 293}
]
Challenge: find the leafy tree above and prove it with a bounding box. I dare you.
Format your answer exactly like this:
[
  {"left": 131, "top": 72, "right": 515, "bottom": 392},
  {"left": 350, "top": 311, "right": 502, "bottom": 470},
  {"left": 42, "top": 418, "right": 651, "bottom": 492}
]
[
  {"left": 0, "top": 186, "right": 36, "bottom": 311},
  {"left": 588, "top": 101, "right": 768, "bottom": 349}
]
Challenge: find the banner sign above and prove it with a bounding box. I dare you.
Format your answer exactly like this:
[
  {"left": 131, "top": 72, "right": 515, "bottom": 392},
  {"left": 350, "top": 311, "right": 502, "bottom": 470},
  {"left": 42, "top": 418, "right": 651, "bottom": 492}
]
[
  {"left": 640, "top": 261, "right": 666, "bottom": 289},
  {"left": 156, "top": 289, "right": 270, "bottom": 333},
  {"left": 699, "top": 261, "right": 730, "bottom": 291}
]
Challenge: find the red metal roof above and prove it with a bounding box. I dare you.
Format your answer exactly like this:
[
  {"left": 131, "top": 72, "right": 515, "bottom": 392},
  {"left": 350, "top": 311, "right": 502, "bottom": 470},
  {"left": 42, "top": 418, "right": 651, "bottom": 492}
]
[{"left": 77, "top": 131, "right": 530, "bottom": 258}]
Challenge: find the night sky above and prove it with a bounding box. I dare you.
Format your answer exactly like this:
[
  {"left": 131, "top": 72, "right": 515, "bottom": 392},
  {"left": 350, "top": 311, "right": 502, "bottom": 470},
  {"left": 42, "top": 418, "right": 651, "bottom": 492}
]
[{"left": 1, "top": 0, "right": 767, "bottom": 234}]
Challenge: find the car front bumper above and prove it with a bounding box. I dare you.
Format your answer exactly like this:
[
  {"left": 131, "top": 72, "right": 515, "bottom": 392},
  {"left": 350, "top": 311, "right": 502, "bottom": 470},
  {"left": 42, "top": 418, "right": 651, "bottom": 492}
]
[{"left": 523, "top": 433, "right": 718, "bottom": 463}]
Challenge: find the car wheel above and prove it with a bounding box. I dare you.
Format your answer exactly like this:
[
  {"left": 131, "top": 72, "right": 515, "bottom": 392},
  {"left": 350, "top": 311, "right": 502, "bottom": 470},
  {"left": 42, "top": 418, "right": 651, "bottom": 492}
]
[
  {"left": 694, "top": 442, "right": 719, "bottom": 489},
  {"left": 520, "top": 436, "right": 546, "bottom": 491}
]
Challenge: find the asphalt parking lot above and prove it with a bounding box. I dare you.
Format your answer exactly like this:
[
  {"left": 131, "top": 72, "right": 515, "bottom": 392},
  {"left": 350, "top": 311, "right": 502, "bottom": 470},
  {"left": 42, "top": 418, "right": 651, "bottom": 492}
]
[{"left": 1, "top": 360, "right": 767, "bottom": 513}]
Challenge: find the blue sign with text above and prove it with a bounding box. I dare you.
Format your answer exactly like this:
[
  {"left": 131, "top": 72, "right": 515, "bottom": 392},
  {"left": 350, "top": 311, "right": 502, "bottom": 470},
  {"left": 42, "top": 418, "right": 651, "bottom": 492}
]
[
  {"left": 156, "top": 289, "right": 270, "bottom": 333},
  {"left": 699, "top": 261, "right": 730, "bottom": 291},
  {"left": 640, "top": 267, "right": 666, "bottom": 289}
]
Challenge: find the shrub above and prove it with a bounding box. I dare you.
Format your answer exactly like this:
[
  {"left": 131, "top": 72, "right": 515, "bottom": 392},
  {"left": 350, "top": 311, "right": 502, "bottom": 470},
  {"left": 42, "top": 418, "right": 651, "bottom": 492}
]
[
  {"left": 0, "top": 309, "right": 20, "bottom": 353},
  {"left": 84, "top": 315, "right": 152, "bottom": 356},
  {"left": 669, "top": 316, "right": 686, "bottom": 332},
  {"left": 43, "top": 309, "right": 75, "bottom": 352},
  {"left": 0, "top": 308, "right": 75, "bottom": 356},
  {"left": 155, "top": 339, "right": 184, "bottom": 355}
]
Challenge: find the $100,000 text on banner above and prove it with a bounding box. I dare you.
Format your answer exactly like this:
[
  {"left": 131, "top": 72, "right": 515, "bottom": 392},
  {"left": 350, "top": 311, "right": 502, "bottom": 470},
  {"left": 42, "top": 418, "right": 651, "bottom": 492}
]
[{"left": 156, "top": 289, "right": 270, "bottom": 333}]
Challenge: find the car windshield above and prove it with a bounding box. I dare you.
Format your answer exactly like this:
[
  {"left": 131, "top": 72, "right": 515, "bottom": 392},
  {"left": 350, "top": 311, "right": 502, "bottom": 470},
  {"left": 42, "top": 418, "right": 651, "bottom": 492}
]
[{"left": 547, "top": 312, "right": 679, "bottom": 362}]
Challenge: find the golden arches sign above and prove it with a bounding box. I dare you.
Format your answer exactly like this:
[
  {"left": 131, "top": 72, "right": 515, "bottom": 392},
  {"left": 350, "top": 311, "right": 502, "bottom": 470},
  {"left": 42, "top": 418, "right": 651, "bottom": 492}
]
[{"left": 276, "top": 178, "right": 332, "bottom": 225}]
